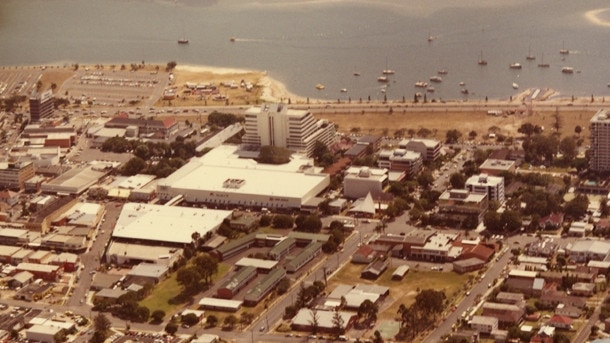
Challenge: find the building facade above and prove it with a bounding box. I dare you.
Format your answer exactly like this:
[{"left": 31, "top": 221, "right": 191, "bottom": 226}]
[
  {"left": 242, "top": 103, "right": 336, "bottom": 157},
  {"left": 0, "top": 161, "right": 35, "bottom": 190},
  {"left": 466, "top": 174, "right": 505, "bottom": 204},
  {"left": 29, "top": 90, "right": 54, "bottom": 122},
  {"left": 398, "top": 138, "right": 441, "bottom": 161},
  {"left": 590, "top": 109, "right": 610, "bottom": 172},
  {"left": 377, "top": 149, "right": 423, "bottom": 177}
]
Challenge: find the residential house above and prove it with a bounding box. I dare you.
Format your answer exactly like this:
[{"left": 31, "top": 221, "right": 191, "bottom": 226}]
[
  {"left": 481, "top": 302, "right": 525, "bottom": 328},
  {"left": 469, "top": 315, "right": 498, "bottom": 335},
  {"left": 547, "top": 315, "right": 573, "bottom": 330}
]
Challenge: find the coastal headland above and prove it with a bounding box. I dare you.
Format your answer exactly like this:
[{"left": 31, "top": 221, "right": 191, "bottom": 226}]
[{"left": 2, "top": 62, "right": 604, "bottom": 140}]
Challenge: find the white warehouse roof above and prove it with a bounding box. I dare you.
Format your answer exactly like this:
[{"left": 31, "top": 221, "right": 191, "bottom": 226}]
[{"left": 111, "top": 203, "right": 232, "bottom": 244}]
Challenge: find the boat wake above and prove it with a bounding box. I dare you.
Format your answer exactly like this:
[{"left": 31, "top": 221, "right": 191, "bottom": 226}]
[{"left": 584, "top": 8, "right": 610, "bottom": 27}]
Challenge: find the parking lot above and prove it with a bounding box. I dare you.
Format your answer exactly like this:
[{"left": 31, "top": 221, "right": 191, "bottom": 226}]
[
  {"left": 0, "top": 66, "right": 43, "bottom": 98},
  {"left": 58, "top": 68, "right": 170, "bottom": 107}
]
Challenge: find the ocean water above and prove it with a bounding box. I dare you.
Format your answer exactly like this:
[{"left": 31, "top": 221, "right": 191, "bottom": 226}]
[{"left": 1, "top": 0, "right": 609, "bottom": 101}]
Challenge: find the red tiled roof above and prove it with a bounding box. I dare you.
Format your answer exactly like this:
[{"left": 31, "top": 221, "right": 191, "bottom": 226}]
[
  {"left": 549, "top": 315, "right": 572, "bottom": 325},
  {"left": 162, "top": 117, "right": 177, "bottom": 128}
]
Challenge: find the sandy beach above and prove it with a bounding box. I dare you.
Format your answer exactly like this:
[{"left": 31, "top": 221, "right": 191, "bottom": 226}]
[{"left": 175, "top": 64, "right": 306, "bottom": 104}]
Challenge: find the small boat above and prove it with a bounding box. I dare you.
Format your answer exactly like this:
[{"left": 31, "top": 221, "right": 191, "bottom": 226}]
[
  {"left": 561, "top": 67, "right": 574, "bottom": 74},
  {"left": 509, "top": 63, "right": 522, "bottom": 69},
  {"left": 382, "top": 57, "right": 394, "bottom": 75},
  {"left": 426, "top": 86, "right": 435, "bottom": 93},
  {"left": 380, "top": 86, "right": 387, "bottom": 94},
  {"left": 560, "top": 41, "right": 569, "bottom": 55},
  {"left": 377, "top": 76, "right": 389, "bottom": 83},
  {"left": 414, "top": 81, "right": 428, "bottom": 88},
  {"left": 415, "top": 92, "right": 423, "bottom": 98},
  {"left": 526, "top": 46, "right": 535, "bottom": 60},
  {"left": 315, "top": 83, "right": 325, "bottom": 90},
  {"left": 461, "top": 88, "right": 469, "bottom": 95},
  {"left": 340, "top": 88, "right": 347, "bottom": 93},
  {"left": 178, "top": 38, "right": 189, "bottom": 44},
  {"left": 429, "top": 76, "right": 442, "bottom": 83},
  {"left": 459, "top": 81, "right": 466, "bottom": 86},
  {"left": 512, "top": 82, "right": 519, "bottom": 89},
  {"left": 353, "top": 72, "right": 360, "bottom": 76},
  {"left": 478, "top": 50, "right": 487, "bottom": 65},
  {"left": 229, "top": 37, "right": 236, "bottom": 42},
  {"left": 438, "top": 69, "right": 448, "bottom": 75},
  {"left": 538, "top": 53, "right": 550, "bottom": 68},
  {"left": 607, "top": 83, "right": 610, "bottom": 88}
]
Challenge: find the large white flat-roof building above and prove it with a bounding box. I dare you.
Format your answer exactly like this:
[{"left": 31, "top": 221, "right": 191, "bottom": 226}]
[
  {"left": 157, "top": 145, "right": 330, "bottom": 210},
  {"left": 111, "top": 203, "right": 232, "bottom": 245},
  {"left": 242, "top": 103, "right": 336, "bottom": 157}
]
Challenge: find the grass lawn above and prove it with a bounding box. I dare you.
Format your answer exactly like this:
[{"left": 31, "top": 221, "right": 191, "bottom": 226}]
[
  {"left": 139, "top": 262, "right": 232, "bottom": 318},
  {"left": 328, "top": 263, "right": 472, "bottom": 321}
]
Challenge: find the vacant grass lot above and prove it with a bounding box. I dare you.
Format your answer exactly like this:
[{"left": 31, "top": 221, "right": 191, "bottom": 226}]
[
  {"left": 139, "top": 262, "right": 232, "bottom": 318},
  {"left": 328, "top": 262, "right": 472, "bottom": 321}
]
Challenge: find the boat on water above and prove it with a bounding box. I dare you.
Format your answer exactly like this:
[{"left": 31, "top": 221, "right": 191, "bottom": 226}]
[
  {"left": 377, "top": 76, "right": 389, "bottom": 83},
  {"left": 526, "top": 46, "right": 535, "bottom": 60},
  {"left": 562, "top": 67, "right": 574, "bottom": 74},
  {"left": 512, "top": 82, "right": 519, "bottom": 89},
  {"left": 478, "top": 51, "right": 487, "bottom": 65},
  {"left": 382, "top": 69, "right": 395, "bottom": 75},
  {"left": 538, "top": 53, "right": 550, "bottom": 68},
  {"left": 461, "top": 88, "right": 469, "bottom": 95},
  {"left": 427, "top": 30, "right": 434, "bottom": 42},
  {"left": 414, "top": 81, "right": 428, "bottom": 88},
  {"left": 429, "top": 76, "right": 442, "bottom": 83},
  {"left": 315, "top": 83, "right": 325, "bottom": 90},
  {"left": 426, "top": 86, "right": 435, "bottom": 93},
  {"left": 353, "top": 72, "right": 360, "bottom": 76},
  {"left": 459, "top": 81, "right": 466, "bottom": 86},
  {"left": 178, "top": 38, "right": 189, "bottom": 44},
  {"left": 438, "top": 69, "right": 448, "bottom": 75},
  {"left": 229, "top": 37, "right": 236, "bottom": 42},
  {"left": 340, "top": 88, "right": 347, "bottom": 93},
  {"left": 509, "top": 63, "right": 522, "bottom": 69},
  {"left": 560, "top": 41, "right": 569, "bottom": 55}
]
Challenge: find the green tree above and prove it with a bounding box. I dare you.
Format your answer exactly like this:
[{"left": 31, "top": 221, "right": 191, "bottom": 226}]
[
  {"left": 332, "top": 308, "right": 345, "bottom": 336},
  {"left": 165, "top": 322, "right": 178, "bottom": 335},
  {"left": 272, "top": 214, "right": 295, "bottom": 229},
  {"left": 417, "top": 169, "right": 434, "bottom": 189},
  {"left": 295, "top": 215, "right": 323, "bottom": 233},
  {"left": 121, "top": 157, "right": 147, "bottom": 176},
  {"left": 445, "top": 129, "right": 462, "bottom": 144},
  {"left": 558, "top": 136, "right": 577, "bottom": 163},
  {"left": 206, "top": 315, "right": 218, "bottom": 327},
  {"left": 151, "top": 310, "right": 166, "bottom": 323},
  {"left": 224, "top": 315, "right": 238, "bottom": 329},
  {"left": 358, "top": 299, "right": 378, "bottom": 325},
  {"left": 193, "top": 253, "right": 219, "bottom": 286},
  {"left": 449, "top": 172, "right": 466, "bottom": 189},
  {"left": 93, "top": 313, "right": 111, "bottom": 333}
]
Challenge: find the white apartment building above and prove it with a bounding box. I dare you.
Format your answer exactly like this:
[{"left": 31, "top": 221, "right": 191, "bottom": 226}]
[
  {"left": 343, "top": 166, "right": 388, "bottom": 199},
  {"left": 242, "top": 103, "right": 336, "bottom": 157},
  {"left": 377, "top": 149, "right": 423, "bottom": 177},
  {"left": 398, "top": 138, "right": 441, "bottom": 161},
  {"left": 590, "top": 109, "right": 610, "bottom": 172},
  {"left": 466, "top": 173, "right": 505, "bottom": 204}
]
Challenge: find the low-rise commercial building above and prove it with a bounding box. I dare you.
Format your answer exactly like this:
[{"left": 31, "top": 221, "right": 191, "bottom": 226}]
[{"left": 438, "top": 189, "right": 488, "bottom": 224}]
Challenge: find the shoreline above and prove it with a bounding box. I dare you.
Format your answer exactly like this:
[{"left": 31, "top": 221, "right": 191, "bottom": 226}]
[
  {"left": 175, "top": 64, "right": 308, "bottom": 104},
  {"left": 4, "top": 62, "right": 606, "bottom": 105}
]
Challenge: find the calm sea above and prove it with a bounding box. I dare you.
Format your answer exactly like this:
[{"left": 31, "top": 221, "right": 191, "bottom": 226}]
[{"left": 1, "top": 0, "right": 610, "bottom": 101}]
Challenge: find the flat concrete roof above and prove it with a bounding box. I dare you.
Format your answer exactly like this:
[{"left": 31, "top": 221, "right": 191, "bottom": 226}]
[
  {"left": 235, "top": 257, "right": 278, "bottom": 270},
  {"left": 111, "top": 203, "right": 232, "bottom": 244},
  {"left": 159, "top": 145, "right": 329, "bottom": 201}
]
